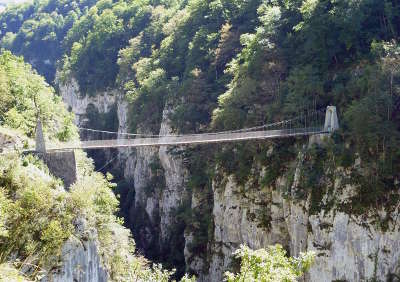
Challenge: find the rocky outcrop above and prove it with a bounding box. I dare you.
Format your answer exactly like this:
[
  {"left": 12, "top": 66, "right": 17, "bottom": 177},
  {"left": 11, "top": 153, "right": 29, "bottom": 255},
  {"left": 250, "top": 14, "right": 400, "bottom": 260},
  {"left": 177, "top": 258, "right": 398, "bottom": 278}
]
[
  {"left": 58, "top": 76, "right": 117, "bottom": 126},
  {"left": 206, "top": 173, "right": 290, "bottom": 281},
  {"left": 122, "top": 102, "right": 189, "bottom": 267},
  {"left": 60, "top": 76, "right": 188, "bottom": 266},
  {"left": 307, "top": 211, "right": 400, "bottom": 281},
  {"left": 44, "top": 238, "right": 108, "bottom": 282},
  {"left": 41, "top": 215, "right": 109, "bottom": 282},
  {"left": 183, "top": 186, "right": 210, "bottom": 279},
  {"left": 158, "top": 104, "right": 189, "bottom": 243},
  {"left": 205, "top": 156, "right": 400, "bottom": 282}
]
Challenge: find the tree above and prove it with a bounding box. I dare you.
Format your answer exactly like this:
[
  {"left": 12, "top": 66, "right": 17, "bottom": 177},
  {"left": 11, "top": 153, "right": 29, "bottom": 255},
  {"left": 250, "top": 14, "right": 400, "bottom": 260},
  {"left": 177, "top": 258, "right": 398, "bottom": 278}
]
[
  {"left": 0, "top": 51, "right": 77, "bottom": 141},
  {"left": 225, "top": 245, "right": 315, "bottom": 282}
]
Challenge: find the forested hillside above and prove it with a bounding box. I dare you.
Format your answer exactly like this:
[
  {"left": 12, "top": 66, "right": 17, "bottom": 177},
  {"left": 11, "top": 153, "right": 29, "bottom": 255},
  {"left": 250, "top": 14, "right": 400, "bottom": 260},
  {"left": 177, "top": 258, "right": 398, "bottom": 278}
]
[
  {"left": 0, "top": 50, "right": 75, "bottom": 140},
  {"left": 1, "top": 0, "right": 400, "bottom": 281}
]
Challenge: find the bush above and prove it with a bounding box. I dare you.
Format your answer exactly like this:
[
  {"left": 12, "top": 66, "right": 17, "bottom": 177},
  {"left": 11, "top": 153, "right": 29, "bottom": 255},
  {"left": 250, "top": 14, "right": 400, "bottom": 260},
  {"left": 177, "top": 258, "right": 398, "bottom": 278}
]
[{"left": 225, "top": 245, "right": 315, "bottom": 282}]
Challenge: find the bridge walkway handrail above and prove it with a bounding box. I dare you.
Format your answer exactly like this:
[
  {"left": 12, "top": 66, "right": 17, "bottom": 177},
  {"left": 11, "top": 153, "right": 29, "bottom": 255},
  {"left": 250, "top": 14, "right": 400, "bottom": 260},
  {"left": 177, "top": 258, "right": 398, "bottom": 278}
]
[{"left": 45, "top": 127, "right": 328, "bottom": 151}]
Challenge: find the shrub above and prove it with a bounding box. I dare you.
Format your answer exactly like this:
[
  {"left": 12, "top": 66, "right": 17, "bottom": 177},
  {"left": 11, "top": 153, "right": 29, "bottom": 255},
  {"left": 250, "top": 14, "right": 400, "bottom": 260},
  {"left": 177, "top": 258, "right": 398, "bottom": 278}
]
[{"left": 225, "top": 245, "right": 315, "bottom": 282}]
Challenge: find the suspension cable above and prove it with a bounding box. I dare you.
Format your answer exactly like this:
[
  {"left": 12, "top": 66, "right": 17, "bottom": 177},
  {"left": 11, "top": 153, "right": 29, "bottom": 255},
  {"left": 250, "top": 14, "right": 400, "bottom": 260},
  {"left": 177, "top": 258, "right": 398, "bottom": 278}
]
[
  {"left": 78, "top": 109, "right": 325, "bottom": 139},
  {"left": 96, "top": 154, "right": 119, "bottom": 172}
]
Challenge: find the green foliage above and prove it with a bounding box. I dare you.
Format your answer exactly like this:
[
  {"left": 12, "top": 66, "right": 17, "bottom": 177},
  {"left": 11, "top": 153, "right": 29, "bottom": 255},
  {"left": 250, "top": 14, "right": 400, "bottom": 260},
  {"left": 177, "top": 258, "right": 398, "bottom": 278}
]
[
  {"left": 60, "top": 0, "right": 156, "bottom": 94},
  {"left": 115, "top": 0, "right": 262, "bottom": 133},
  {"left": 215, "top": 140, "right": 297, "bottom": 187},
  {"left": 225, "top": 245, "right": 315, "bottom": 282},
  {"left": 215, "top": 143, "right": 256, "bottom": 185},
  {"left": 125, "top": 58, "right": 170, "bottom": 132},
  {"left": 144, "top": 156, "right": 166, "bottom": 197},
  {"left": 0, "top": 154, "right": 74, "bottom": 276},
  {"left": 85, "top": 102, "right": 119, "bottom": 132},
  {"left": 0, "top": 51, "right": 77, "bottom": 141},
  {"left": 126, "top": 260, "right": 195, "bottom": 282},
  {"left": 0, "top": 263, "right": 29, "bottom": 281},
  {"left": 295, "top": 145, "right": 335, "bottom": 215},
  {"left": 0, "top": 189, "right": 10, "bottom": 238},
  {"left": 0, "top": 0, "right": 98, "bottom": 82},
  {"left": 212, "top": 2, "right": 284, "bottom": 130}
]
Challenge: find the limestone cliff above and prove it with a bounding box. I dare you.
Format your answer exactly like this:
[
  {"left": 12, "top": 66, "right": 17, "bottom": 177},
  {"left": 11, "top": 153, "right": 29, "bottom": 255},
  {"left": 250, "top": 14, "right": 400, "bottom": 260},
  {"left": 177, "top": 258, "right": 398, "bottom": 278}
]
[
  {"left": 120, "top": 101, "right": 189, "bottom": 273},
  {"left": 44, "top": 238, "right": 108, "bottom": 282},
  {"left": 205, "top": 158, "right": 400, "bottom": 282},
  {"left": 58, "top": 76, "right": 190, "bottom": 274},
  {"left": 58, "top": 76, "right": 117, "bottom": 127}
]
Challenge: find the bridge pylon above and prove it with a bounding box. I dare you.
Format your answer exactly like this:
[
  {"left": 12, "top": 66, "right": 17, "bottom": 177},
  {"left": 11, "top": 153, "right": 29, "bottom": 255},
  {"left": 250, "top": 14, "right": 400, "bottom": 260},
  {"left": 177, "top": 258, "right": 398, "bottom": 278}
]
[
  {"left": 34, "top": 119, "right": 77, "bottom": 188},
  {"left": 35, "top": 119, "right": 46, "bottom": 153},
  {"left": 324, "top": 106, "right": 339, "bottom": 132}
]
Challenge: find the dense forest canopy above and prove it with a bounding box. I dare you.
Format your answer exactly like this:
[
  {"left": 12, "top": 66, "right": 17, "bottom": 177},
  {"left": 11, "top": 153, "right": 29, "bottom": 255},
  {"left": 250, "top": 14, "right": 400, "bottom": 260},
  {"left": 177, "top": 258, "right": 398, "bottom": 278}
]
[
  {"left": 1, "top": 0, "right": 398, "bottom": 135},
  {"left": 0, "top": 0, "right": 98, "bottom": 81}
]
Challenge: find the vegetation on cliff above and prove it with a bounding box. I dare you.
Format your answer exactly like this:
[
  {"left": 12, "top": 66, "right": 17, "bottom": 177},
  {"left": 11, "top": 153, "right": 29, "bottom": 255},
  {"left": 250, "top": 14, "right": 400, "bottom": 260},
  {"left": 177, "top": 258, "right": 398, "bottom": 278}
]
[
  {"left": 225, "top": 245, "right": 315, "bottom": 282},
  {"left": 1, "top": 1, "right": 399, "bottom": 146},
  {"left": 0, "top": 150, "right": 198, "bottom": 281},
  {"left": 0, "top": 50, "right": 76, "bottom": 141}
]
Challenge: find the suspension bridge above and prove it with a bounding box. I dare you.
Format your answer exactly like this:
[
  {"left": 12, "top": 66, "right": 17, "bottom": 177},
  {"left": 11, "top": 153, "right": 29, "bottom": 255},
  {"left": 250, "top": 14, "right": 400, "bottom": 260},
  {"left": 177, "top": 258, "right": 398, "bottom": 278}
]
[{"left": 34, "top": 106, "right": 339, "bottom": 152}]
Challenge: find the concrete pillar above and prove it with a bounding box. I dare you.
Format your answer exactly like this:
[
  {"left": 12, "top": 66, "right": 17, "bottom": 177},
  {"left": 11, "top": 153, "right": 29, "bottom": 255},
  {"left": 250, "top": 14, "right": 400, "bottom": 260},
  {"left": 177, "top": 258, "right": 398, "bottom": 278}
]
[
  {"left": 35, "top": 119, "right": 46, "bottom": 153},
  {"left": 43, "top": 151, "right": 77, "bottom": 189},
  {"left": 324, "top": 106, "right": 339, "bottom": 132},
  {"left": 34, "top": 120, "right": 77, "bottom": 188}
]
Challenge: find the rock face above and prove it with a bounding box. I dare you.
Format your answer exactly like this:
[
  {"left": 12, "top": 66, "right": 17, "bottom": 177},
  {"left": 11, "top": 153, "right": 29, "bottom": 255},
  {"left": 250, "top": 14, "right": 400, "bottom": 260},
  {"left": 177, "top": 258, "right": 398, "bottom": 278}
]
[
  {"left": 58, "top": 76, "right": 117, "bottom": 126},
  {"left": 307, "top": 212, "right": 400, "bottom": 281},
  {"left": 123, "top": 102, "right": 189, "bottom": 267},
  {"left": 206, "top": 159, "right": 400, "bottom": 282},
  {"left": 158, "top": 104, "right": 189, "bottom": 243},
  {"left": 59, "top": 76, "right": 189, "bottom": 270},
  {"left": 59, "top": 77, "right": 400, "bottom": 282},
  {"left": 207, "top": 174, "right": 289, "bottom": 282},
  {"left": 41, "top": 216, "right": 109, "bottom": 282},
  {"left": 0, "top": 128, "right": 22, "bottom": 152},
  {"left": 44, "top": 238, "right": 108, "bottom": 282}
]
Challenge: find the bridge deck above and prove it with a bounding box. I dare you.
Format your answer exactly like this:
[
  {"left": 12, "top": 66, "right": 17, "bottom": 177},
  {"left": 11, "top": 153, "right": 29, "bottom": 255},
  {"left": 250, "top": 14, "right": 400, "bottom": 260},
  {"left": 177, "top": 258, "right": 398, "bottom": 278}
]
[{"left": 45, "top": 127, "right": 328, "bottom": 151}]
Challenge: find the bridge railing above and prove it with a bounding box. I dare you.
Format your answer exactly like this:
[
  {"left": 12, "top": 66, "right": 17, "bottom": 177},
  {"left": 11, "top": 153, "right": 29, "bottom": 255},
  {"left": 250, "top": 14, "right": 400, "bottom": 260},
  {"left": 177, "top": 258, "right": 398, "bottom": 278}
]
[
  {"left": 29, "top": 106, "right": 337, "bottom": 152},
  {"left": 44, "top": 127, "right": 327, "bottom": 151}
]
